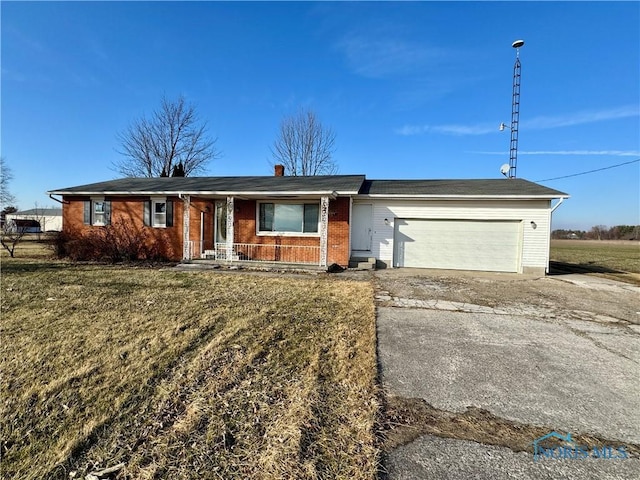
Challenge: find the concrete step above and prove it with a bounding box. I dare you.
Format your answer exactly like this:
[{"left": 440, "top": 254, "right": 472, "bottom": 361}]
[
  {"left": 350, "top": 256, "right": 376, "bottom": 264},
  {"left": 356, "top": 262, "right": 375, "bottom": 270},
  {"left": 349, "top": 256, "right": 376, "bottom": 270}
]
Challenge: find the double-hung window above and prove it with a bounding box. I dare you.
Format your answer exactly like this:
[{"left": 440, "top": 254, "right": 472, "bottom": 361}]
[
  {"left": 83, "top": 198, "right": 111, "bottom": 226},
  {"left": 258, "top": 202, "right": 319, "bottom": 234},
  {"left": 144, "top": 198, "right": 173, "bottom": 228}
]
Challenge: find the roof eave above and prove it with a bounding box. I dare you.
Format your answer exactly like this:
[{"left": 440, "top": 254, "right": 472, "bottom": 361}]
[
  {"left": 358, "top": 194, "right": 570, "bottom": 200},
  {"left": 48, "top": 190, "right": 357, "bottom": 197}
]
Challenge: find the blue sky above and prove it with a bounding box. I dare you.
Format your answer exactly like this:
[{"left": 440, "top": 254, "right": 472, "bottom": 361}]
[{"left": 2, "top": 1, "right": 638, "bottom": 230}]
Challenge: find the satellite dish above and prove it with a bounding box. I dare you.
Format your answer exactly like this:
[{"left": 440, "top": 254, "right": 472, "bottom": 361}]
[
  {"left": 512, "top": 39, "right": 525, "bottom": 48},
  {"left": 500, "top": 164, "right": 510, "bottom": 176}
]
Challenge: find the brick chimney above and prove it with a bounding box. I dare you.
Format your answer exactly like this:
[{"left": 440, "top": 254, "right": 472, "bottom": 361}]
[{"left": 274, "top": 164, "right": 285, "bottom": 176}]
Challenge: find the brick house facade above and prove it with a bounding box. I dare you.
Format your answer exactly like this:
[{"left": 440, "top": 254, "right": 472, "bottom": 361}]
[
  {"left": 50, "top": 173, "right": 567, "bottom": 273},
  {"left": 53, "top": 173, "right": 361, "bottom": 267}
]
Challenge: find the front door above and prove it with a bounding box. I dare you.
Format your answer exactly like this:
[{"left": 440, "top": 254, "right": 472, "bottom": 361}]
[
  {"left": 352, "top": 204, "right": 373, "bottom": 251},
  {"left": 214, "top": 201, "right": 227, "bottom": 246}
]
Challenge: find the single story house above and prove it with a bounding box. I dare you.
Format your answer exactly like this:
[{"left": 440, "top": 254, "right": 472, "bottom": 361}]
[
  {"left": 5, "top": 208, "right": 63, "bottom": 233},
  {"left": 48, "top": 168, "right": 568, "bottom": 274}
]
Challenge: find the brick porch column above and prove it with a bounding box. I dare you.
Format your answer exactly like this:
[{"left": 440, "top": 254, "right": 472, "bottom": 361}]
[
  {"left": 226, "top": 196, "right": 234, "bottom": 261},
  {"left": 319, "top": 196, "right": 329, "bottom": 267},
  {"left": 182, "top": 194, "right": 191, "bottom": 260}
]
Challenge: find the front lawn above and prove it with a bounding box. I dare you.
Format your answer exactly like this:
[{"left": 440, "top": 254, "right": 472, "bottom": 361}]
[{"left": 1, "top": 245, "right": 379, "bottom": 479}]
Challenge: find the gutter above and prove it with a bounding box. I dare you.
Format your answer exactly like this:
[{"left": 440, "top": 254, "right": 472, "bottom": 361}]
[
  {"left": 358, "top": 194, "right": 570, "bottom": 200},
  {"left": 47, "top": 190, "right": 346, "bottom": 198}
]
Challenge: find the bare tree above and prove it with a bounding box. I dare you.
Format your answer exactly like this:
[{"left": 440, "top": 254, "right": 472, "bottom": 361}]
[
  {"left": 1, "top": 157, "right": 16, "bottom": 207},
  {"left": 114, "top": 95, "right": 219, "bottom": 177},
  {"left": 589, "top": 225, "right": 608, "bottom": 241},
  {"left": 271, "top": 108, "right": 337, "bottom": 176},
  {"left": 1, "top": 217, "right": 28, "bottom": 258}
]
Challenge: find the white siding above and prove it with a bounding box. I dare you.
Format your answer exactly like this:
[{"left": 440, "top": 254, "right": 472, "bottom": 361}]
[
  {"left": 353, "top": 199, "right": 551, "bottom": 272},
  {"left": 5, "top": 213, "right": 63, "bottom": 232}
]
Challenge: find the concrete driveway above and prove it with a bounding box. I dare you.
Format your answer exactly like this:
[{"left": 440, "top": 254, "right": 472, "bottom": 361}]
[{"left": 375, "top": 269, "right": 640, "bottom": 479}]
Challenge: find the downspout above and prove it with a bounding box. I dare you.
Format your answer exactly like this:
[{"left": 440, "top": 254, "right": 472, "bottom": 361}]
[{"left": 550, "top": 197, "right": 565, "bottom": 213}]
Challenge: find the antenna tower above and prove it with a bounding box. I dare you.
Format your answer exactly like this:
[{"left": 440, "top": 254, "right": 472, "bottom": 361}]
[{"left": 508, "top": 40, "right": 524, "bottom": 179}]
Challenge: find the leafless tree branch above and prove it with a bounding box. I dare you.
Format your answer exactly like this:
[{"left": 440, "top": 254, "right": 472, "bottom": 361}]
[
  {"left": 114, "top": 95, "right": 219, "bottom": 177},
  {"left": 271, "top": 108, "right": 337, "bottom": 176},
  {"left": 1, "top": 157, "right": 16, "bottom": 207}
]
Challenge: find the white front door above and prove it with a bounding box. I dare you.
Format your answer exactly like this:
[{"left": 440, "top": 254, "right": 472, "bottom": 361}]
[{"left": 352, "top": 204, "right": 373, "bottom": 251}]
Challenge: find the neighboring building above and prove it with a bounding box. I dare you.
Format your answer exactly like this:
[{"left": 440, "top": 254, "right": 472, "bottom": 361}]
[
  {"left": 48, "top": 167, "right": 568, "bottom": 274},
  {"left": 5, "top": 208, "right": 63, "bottom": 233}
]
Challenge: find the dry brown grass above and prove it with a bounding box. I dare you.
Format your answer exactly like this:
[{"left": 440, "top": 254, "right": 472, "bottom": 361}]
[
  {"left": 550, "top": 239, "right": 640, "bottom": 284},
  {"left": 1, "top": 244, "right": 379, "bottom": 479}
]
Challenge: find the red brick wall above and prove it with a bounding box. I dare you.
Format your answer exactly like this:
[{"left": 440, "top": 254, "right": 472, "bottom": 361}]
[
  {"left": 187, "top": 199, "right": 215, "bottom": 253},
  {"left": 327, "top": 197, "right": 350, "bottom": 266},
  {"left": 62, "top": 195, "right": 351, "bottom": 265},
  {"left": 234, "top": 197, "right": 350, "bottom": 266},
  {"left": 62, "top": 196, "right": 184, "bottom": 260}
]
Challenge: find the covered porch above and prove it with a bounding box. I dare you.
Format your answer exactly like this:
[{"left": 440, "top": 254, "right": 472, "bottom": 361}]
[{"left": 180, "top": 193, "right": 334, "bottom": 267}]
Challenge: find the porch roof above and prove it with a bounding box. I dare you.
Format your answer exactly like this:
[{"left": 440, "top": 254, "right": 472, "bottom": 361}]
[{"left": 49, "top": 175, "right": 366, "bottom": 197}]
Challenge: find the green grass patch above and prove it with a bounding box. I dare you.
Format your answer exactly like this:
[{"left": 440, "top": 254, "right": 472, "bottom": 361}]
[
  {"left": 550, "top": 239, "right": 640, "bottom": 284},
  {"left": 550, "top": 240, "right": 640, "bottom": 273},
  {"left": 1, "top": 244, "right": 379, "bottom": 479}
]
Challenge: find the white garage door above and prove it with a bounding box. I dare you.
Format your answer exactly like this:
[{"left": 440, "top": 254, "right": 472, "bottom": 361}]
[{"left": 394, "top": 219, "right": 521, "bottom": 272}]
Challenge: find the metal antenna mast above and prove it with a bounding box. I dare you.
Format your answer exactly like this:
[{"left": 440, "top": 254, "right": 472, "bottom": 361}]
[{"left": 508, "top": 39, "right": 524, "bottom": 179}]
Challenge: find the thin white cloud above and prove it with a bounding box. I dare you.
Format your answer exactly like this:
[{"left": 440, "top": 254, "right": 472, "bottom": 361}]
[
  {"left": 337, "top": 35, "right": 448, "bottom": 79},
  {"left": 522, "top": 105, "right": 639, "bottom": 129},
  {"left": 397, "top": 105, "right": 640, "bottom": 136},
  {"left": 472, "top": 150, "right": 640, "bottom": 157},
  {"left": 395, "top": 123, "right": 497, "bottom": 136}
]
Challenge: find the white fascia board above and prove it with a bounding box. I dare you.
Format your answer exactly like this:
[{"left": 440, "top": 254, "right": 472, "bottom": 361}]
[
  {"left": 49, "top": 190, "right": 353, "bottom": 198},
  {"left": 358, "top": 194, "right": 570, "bottom": 200}
]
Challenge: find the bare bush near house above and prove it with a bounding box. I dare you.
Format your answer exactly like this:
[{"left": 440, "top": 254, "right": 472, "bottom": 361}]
[
  {"left": 114, "top": 95, "right": 219, "bottom": 178},
  {"left": 271, "top": 108, "right": 337, "bottom": 176},
  {"left": 52, "top": 221, "right": 167, "bottom": 262}
]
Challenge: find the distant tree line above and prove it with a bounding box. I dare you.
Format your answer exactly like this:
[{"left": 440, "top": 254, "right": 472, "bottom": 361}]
[{"left": 552, "top": 225, "right": 640, "bottom": 240}]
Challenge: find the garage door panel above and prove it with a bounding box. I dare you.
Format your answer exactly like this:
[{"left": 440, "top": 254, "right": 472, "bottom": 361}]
[{"left": 395, "top": 220, "right": 520, "bottom": 272}]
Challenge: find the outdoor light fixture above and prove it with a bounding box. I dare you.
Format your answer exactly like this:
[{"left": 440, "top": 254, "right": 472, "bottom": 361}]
[
  {"left": 530, "top": 221, "right": 537, "bottom": 229},
  {"left": 384, "top": 218, "right": 390, "bottom": 225}
]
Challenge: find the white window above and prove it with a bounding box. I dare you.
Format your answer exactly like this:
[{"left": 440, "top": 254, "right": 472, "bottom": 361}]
[
  {"left": 144, "top": 198, "right": 173, "bottom": 228},
  {"left": 84, "top": 198, "right": 111, "bottom": 226},
  {"left": 153, "top": 200, "right": 167, "bottom": 227},
  {"left": 258, "top": 202, "right": 319, "bottom": 234},
  {"left": 93, "top": 201, "right": 106, "bottom": 226}
]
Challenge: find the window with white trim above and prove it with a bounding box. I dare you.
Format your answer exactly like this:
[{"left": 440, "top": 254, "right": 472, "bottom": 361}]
[
  {"left": 144, "top": 198, "right": 173, "bottom": 228},
  {"left": 153, "top": 200, "right": 167, "bottom": 227},
  {"left": 83, "top": 198, "right": 111, "bottom": 226},
  {"left": 258, "top": 202, "right": 319, "bottom": 234}
]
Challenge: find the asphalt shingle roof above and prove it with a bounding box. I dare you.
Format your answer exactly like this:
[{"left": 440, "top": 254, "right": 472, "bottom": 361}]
[
  {"left": 49, "top": 175, "right": 367, "bottom": 196},
  {"left": 49, "top": 176, "right": 567, "bottom": 198},
  {"left": 359, "top": 179, "right": 568, "bottom": 197}
]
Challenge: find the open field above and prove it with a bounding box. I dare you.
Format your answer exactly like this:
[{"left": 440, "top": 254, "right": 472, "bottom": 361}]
[
  {"left": 1, "top": 244, "right": 379, "bottom": 480},
  {"left": 550, "top": 239, "right": 640, "bottom": 284}
]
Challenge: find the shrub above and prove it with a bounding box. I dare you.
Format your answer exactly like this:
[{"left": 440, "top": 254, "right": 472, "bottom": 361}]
[{"left": 50, "top": 221, "right": 169, "bottom": 263}]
